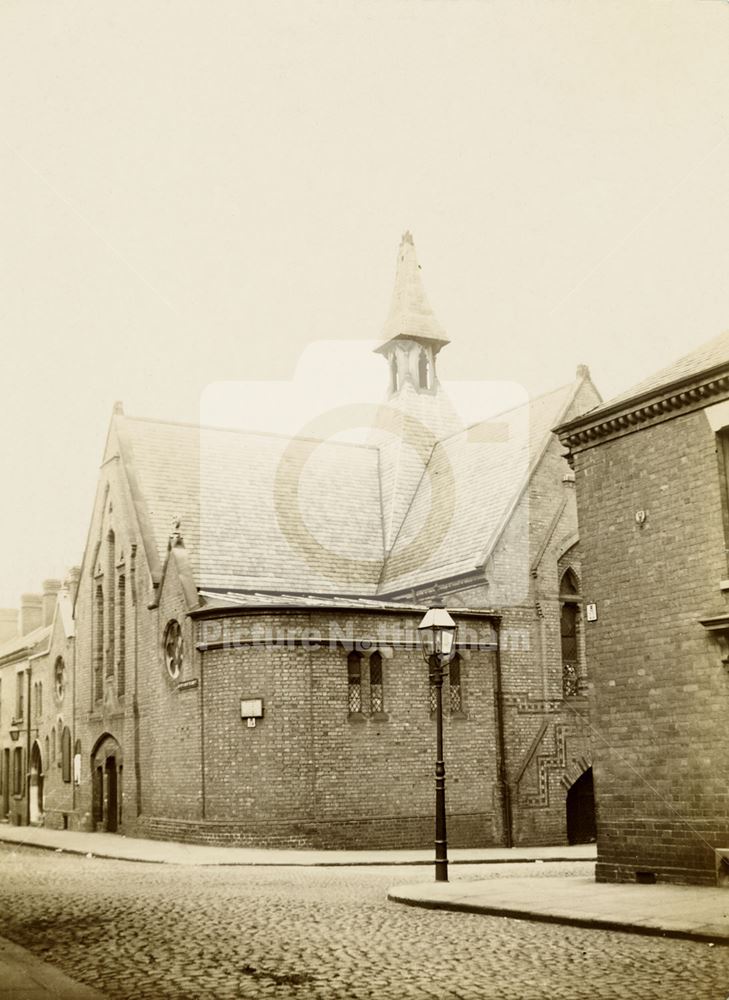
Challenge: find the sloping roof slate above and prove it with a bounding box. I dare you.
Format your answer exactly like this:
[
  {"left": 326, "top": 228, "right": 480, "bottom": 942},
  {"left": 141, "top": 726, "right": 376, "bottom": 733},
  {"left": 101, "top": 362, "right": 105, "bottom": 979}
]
[
  {"left": 114, "top": 380, "right": 582, "bottom": 601},
  {"left": 118, "top": 418, "right": 385, "bottom": 596},
  {"left": 0, "top": 623, "right": 52, "bottom": 663},
  {"left": 378, "top": 382, "right": 576, "bottom": 592},
  {"left": 587, "top": 329, "right": 729, "bottom": 417}
]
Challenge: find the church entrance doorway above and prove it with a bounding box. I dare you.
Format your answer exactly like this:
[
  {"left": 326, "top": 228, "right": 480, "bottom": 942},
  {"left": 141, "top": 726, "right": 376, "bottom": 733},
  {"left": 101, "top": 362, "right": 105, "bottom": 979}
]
[
  {"left": 29, "top": 742, "right": 43, "bottom": 824},
  {"left": 91, "top": 734, "right": 123, "bottom": 833},
  {"left": 566, "top": 767, "right": 596, "bottom": 844}
]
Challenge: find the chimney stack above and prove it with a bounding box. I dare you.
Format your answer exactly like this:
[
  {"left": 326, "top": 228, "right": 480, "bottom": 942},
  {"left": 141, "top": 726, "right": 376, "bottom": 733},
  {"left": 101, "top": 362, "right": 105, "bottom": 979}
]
[
  {"left": 65, "top": 566, "right": 81, "bottom": 606},
  {"left": 0, "top": 608, "right": 18, "bottom": 645},
  {"left": 19, "top": 594, "right": 42, "bottom": 636},
  {"left": 42, "top": 579, "right": 62, "bottom": 627}
]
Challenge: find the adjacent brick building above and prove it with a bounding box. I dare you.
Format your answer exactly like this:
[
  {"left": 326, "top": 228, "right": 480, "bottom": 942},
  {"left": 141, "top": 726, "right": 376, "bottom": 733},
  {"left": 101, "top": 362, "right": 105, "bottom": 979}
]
[
  {"left": 2, "top": 234, "right": 601, "bottom": 848},
  {"left": 557, "top": 329, "right": 729, "bottom": 885}
]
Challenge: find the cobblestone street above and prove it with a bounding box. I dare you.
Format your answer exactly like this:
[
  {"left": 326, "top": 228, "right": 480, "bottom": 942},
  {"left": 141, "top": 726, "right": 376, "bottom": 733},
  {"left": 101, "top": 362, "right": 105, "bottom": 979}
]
[{"left": 0, "top": 846, "right": 727, "bottom": 999}]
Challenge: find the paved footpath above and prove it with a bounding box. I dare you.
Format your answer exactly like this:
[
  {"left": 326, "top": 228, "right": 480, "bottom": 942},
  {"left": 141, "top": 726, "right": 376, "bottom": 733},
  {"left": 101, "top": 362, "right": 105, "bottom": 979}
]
[
  {"left": 390, "top": 874, "right": 729, "bottom": 945},
  {"left": 0, "top": 823, "right": 595, "bottom": 866},
  {"left": 0, "top": 933, "right": 105, "bottom": 1000}
]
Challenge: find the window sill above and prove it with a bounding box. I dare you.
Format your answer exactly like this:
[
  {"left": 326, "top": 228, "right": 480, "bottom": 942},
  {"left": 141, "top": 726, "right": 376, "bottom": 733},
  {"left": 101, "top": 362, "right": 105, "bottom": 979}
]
[
  {"left": 451, "top": 711, "right": 468, "bottom": 721},
  {"left": 370, "top": 712, "right": 389, "bottom": 722},
  {"left": 347, "top": 712, "right": 366, "bottom": 723}
]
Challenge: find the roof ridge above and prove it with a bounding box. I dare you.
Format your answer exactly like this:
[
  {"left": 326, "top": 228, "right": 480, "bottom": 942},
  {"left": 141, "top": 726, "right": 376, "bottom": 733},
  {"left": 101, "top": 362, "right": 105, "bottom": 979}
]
[
  {"left": 434, "top": 379, "right": 575, "bottom": 447},
  {"left": 118, "top": 414, "right": 379, "bottom": 451}
]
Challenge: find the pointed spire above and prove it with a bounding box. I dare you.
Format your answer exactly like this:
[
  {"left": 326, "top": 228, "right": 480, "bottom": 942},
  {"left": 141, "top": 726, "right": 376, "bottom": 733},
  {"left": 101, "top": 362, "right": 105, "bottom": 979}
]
[{"left": 376, "top": 232, "right": 449, "bottom": 355}]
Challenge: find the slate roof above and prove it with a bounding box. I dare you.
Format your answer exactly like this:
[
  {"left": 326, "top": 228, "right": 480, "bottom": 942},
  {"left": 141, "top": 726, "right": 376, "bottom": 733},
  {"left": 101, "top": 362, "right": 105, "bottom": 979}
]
[
  {"left": 379, "top": 382, "right": 578, "bottom": 592},
  {"left": 117, "top": 418, "right": 385, "bottom": 596},
  {"left": 0, "top": 623, "right": 52, "bottom": 664},
  {"left": 586, "top": 328, "right": 729, "bottom": 417},
  {"left": 114, "top": 378, "right": 583, "bottom": 602}
]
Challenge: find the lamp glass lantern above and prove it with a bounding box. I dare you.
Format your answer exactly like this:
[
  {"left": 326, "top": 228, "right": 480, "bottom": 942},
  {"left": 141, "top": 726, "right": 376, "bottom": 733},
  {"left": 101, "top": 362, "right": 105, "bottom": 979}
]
[{"left": 418, "top": 604, "right": 458, "bottom": 663}]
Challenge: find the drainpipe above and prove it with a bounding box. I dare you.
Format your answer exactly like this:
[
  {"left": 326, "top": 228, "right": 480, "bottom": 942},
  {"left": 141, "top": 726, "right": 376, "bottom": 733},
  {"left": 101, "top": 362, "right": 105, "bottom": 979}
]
[
  {"left": 25, "top": 666, "right": 32, "bottom": 826},
  {"left": 492, "top": 621, "right": 513, "bottom": 847}
]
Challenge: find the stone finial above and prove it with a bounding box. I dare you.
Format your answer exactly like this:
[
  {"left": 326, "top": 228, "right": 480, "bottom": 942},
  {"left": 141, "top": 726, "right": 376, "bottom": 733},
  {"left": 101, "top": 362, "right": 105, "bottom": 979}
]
[
  {"left": 576, "top": 364, "right": 590, "bottom": 380},
  {"left": 113, "top": 401, "right": 124, "bottom": 415}
]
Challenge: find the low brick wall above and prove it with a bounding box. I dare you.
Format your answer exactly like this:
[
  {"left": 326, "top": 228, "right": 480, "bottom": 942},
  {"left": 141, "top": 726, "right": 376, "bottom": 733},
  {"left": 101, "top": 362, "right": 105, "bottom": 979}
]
[{"left": 134, "top": 811, "right": 495, "bottom": 850}]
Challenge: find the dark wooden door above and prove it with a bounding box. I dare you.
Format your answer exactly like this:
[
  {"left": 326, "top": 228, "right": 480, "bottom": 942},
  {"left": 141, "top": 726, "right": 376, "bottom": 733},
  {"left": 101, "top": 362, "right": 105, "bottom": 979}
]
[{"left": 106, "top": 758, "right": 118, "bottom": 832}]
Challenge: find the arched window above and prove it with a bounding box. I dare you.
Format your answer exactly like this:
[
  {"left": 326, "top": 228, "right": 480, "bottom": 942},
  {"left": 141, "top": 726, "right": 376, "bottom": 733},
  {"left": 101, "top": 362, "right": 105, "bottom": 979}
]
[
  {"left": 61, "top": 727, "right": 72, "bottom": 783},
  {"left": 117, "top": 575, "right": 126, "bottom": 696},
  {"left": 369, "top": 652, "right": 384, "bottom": 714},
  {"left": 106, "top": 531, "right": 116, "bottom": 678},
  {"left": 390, "top": 356, "right": 399, "bottom": 393},
  {"left": 561, "top": 602, "right": 579, "bottom": 698},
  {"left": 347, "top": 652, "right": 362, "bottom": 715},
  {"left": 94, "top": 583, "right": 104, "bottom": 701},
  {"left": 37, "top": 682, "right": 42, "bottom": 718},
  {"left": 449, "top": 655, "right": 463, "bottom": 713},
  {"left": 430, "top": 655, "right": 463, "bottom": 714},
  {"left": 54, "top": 657, "right": 65, "bottom": 701},
  {"left": 44, "top": 736, "right": 49, "bottom": 768},
  {"left": 51, "top": 727, "right": 56, "bottom": 763},
  {"left": 560, "top": 569, "right": 579, "bottom": 596},
  {"left": 73, "top": 739, "right": 82, "bottom": 786},
  {"left": 418, "top": 349, "right": 432, "bottom": 390}
]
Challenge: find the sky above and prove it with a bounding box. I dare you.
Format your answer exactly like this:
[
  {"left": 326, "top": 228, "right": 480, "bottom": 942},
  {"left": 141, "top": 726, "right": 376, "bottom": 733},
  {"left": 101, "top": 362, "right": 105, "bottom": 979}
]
[{"left": 2, "top": 1, "right": 729, "bottom": 606}]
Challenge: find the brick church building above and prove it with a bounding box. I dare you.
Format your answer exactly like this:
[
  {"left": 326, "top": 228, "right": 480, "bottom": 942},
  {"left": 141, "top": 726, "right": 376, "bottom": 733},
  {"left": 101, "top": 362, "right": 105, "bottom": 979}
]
[
  {"left": 558, "top": 330, "right": 729, "bottom": 885},
  {"left": 1, "top": 235, "right": 601, "bottom": 849}
]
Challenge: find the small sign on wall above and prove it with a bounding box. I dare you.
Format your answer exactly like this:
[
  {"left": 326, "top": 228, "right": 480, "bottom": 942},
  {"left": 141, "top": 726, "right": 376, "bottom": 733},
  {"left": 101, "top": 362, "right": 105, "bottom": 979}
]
[
  {"left": 241, "top": 698, "right": 264, "bottom": 719},
  {"left": 586, "top": 603, "right": 598, "bottom": 622}
]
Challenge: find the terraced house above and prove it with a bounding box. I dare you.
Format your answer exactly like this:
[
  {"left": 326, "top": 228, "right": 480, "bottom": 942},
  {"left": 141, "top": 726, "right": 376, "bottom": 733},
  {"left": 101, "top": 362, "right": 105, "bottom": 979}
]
[{"left": 1, "top": 235, "right": 601, "bottom": 849}]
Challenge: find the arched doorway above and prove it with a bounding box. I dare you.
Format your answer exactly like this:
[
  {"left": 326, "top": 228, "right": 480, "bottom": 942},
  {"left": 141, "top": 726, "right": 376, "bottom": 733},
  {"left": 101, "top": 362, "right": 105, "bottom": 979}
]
[
  {"left": 91, "top": 733, "right": 123, "bottom": 833},
  {"left": 566, "top": 767, "right": 596, "bottom": 844},
  {"left": 29, "top": 741, "right": 43, "bottom": 825}
]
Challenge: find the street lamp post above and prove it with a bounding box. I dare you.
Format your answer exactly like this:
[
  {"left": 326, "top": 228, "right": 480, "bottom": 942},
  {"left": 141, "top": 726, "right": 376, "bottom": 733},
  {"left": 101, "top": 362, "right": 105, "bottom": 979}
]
[{"left": 418, "top": 602, "right": 458, "bottom": 883}]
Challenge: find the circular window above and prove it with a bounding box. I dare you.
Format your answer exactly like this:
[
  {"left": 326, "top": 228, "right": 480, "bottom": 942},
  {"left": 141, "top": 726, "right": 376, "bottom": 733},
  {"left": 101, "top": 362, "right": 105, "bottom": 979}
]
[
  {"left": 54, "top": 657, "right": 65, "bottom": 701},
  {"left": 163, "top": 620, "right": 183, "bottom": 679}
]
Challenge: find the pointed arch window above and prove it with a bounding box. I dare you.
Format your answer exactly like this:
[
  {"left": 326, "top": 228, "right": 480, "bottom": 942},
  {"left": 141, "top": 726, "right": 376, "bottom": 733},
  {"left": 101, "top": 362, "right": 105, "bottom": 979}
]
[
  {"left": 369, "top": 652, "right": 384, "bottom": 714},
  {"left": 560, "top": 569, "right": 581, "bottom": 698},
  {"left": 347, "top": 651, "right": 362, "bottom": 715},
  {"left": 61, "top": 727, "right": 72, "bottom": 783},
  {"left": 94, "top": 583, "right": 104, "bottom": 701},
  {"left": 449, "top": 655, "right": 463, "bottom": 713},
  {"left": 54, "top": 657, "right": 65, "bottom": 702},
  {"left": 390, "top": 356, "right": 399, "bottom": 393},
  {"left": 106, "top": 531, "right": 116, "bottom": 677},
  {"left": 430, "top": 653, "right": 463, "bottom": 715},
  {"left": 117, "top": 575, "right": 126, "bottom": 696},
  {"left": 418, "top": 349, "right": 432, "bottom": 390}
]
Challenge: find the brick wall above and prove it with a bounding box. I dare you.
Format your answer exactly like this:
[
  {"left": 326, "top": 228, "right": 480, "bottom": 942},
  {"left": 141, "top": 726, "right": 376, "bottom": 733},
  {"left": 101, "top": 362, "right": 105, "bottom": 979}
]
[{"left": 572, "top": 407, "right": 729, "bottom": 885}]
